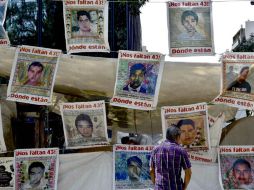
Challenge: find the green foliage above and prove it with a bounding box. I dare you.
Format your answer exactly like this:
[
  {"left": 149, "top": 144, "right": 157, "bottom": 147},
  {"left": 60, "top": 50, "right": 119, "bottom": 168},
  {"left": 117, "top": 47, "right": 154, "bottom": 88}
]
[
  {"left": 6, "top": 0, "right": 38, "bottom": 45},
  {"left": 233, "top": 35, "right": 254, "bottom": 52}
]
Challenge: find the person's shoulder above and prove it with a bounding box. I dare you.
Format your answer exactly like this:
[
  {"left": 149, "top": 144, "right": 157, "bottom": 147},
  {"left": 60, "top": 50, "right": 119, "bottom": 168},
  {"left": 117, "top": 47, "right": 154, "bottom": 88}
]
[{"left": 174, "top": 144, "right": 188, "bottom": 154}]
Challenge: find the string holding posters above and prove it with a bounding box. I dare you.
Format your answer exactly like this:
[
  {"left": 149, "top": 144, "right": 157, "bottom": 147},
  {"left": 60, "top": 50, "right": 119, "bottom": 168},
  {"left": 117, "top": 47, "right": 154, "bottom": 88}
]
[
  {"left": 113, "top": 144, "right": 154, "bottom": 190},
  {"left": 14, "top": 148, "right": 59, "bottom": 190},
  {"left": 167, "top": 0, "right": 214, "bottom": 56},
  {"left": 0, "top": 0, "right": 9, "bottom": 46},
  {"left": 219, "top": 146, "right": 254, "bottom": 190},
  {"left": 63, "top": 0, "right": 110, "bottom": 53},
  {"left": 213, "top": 52, "right": 254, "bottom": 110},
  {"left": 0, "top": 157, "right": 14, "bottom": 189},
  {"left": 60, "top": 101, "right": 109, "bottom": 149},
  {"left": 110, "top": 50, "right": 165, "bottom": 110},
  {"left": 6, "top": 45, "right": 61, "bottom": 105},
  {"left": 161, "top": 102, "right": 210, "bottom": 151},
  {"left": 0, "top": 104, "right": 7, "bottom": 153}
]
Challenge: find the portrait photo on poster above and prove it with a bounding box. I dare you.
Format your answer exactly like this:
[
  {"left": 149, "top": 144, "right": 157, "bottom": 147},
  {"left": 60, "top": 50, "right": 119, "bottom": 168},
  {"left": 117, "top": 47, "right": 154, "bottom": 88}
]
[
  {"left": 70, "top": 9, "right": 104, "bottom": 38},
  {"left": 223, "top": 63, "right": 254, "bottom": 101},
  {"left": 169, "top": 6, "right": 212, "bottom": 48},
  {"left": 21, "top": 161, "right": 49, "bottom": 190},
  {"left": 165, "top": 112, "right": 209, "bottom": 151},
  {"left": 220, "top": 155, "right": 254, "bottom": 189},
  {"left": 13, "top": 58, "right": 56, "bottom": 90},
  {"left": 61, "top": 103, "right": 109, "bottom": 148},
  {"left": 0, "top": 161, "right": 13, "bottom": 187},
  {"left": 121, "top": 61, "right": 159, "bottom": 96},
  {"left": 114, "top": 150, "right": 153, "bottom": 189}
]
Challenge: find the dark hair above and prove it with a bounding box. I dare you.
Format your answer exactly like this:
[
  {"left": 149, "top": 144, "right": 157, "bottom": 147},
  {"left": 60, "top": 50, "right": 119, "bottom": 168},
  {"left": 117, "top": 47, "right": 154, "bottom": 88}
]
[
  {"left": 77, "top": 10, "right": 91, "bottom": 22},
  {"left": 181, "top": 10, "right": 198, "bottom": 25},
  {"left": 127, "top": 156, "right": 142, "bottom": 168},
  {"left": 28, "top": 162, "right": 45, "bottom": 175},
  {"left": 28, "top": 61, "right": 44, "bottom": 72},
  {"left": 239, "top": 66, "right": 249, "bottom": 74},
  {"left": 121, "top": 136, "right": 130, "bottom": 144},
  {"left": 0, "top": 165, "right": 6, "bottom": 170},
  {"left": 166, "top": 126, "right": 181, "bottom": 141},
  {"left": 75, "top": 114, "right": 93, "bottom": 128},
  {"left": 233, "top": 158, "right": 251, "bottom": 170},
  {"left": 176, "top": 119, "right": 195, "bottom": 129},
  {"left": 130, "top": 63, "right": 146, "bottom": 77}
]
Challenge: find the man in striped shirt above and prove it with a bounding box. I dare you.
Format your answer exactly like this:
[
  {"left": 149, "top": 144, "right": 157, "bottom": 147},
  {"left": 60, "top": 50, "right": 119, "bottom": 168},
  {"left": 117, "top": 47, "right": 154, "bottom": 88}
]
[{"left": 150, "top": 126, "right": 192, "bottom": 190}]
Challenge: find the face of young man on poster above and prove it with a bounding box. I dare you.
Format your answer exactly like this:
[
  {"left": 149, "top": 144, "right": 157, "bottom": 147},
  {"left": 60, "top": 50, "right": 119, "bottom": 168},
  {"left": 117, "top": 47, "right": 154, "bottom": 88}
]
[
  {"left": 233, "top": 163, "right": 252, "bottom": 186},
  {"left": 27, "top": 65, "right": 43, "bottom": 86},
  {"left": 129, "top": 69, "right": 145, "bottom": 90},
  {"left": 182, "top": 15, "right": 197, "bottom": 36},
  {"left": 29, "top": 167, "right": 44, "bottom": 187},
  {"left": 76, "top": 120, "right": 93, "bottom": 137},
  {"left": 179, "top": 124, "right": 197, "bottom": 145}
]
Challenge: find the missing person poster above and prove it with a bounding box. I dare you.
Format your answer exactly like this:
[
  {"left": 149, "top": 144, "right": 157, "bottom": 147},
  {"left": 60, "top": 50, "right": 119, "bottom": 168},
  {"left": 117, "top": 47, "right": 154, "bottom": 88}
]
[
  {"left": 60, "top": 101, "right": 109, "bottom": 149},
  {"left": 110, "top": 50, "right": 165, "bottom": 110},
  {"left": 161, "top": 102, "right": 210, "bottom": 151},
  {"left": 219, "top": 146, "right": 254, "bottom": 190},
  {"left": 213, "top": 52, "right": 254, "bottom": 110},
  {"left": 6, "top": 45, "right": 61, "bottom": 105},
  {"left": 188, "top": 113, "right": 224, "bottom": 163},
  {"left": 14, "top": 148, "right": 59, "bottom": 190},
  {"left": 0, "top": 105, "right": 6, "bottom": 153},
  {"left": 167, "top": 0, "right": 214, "bottom": 56},
  {"left": 113, "top": 144, "right": 154, "bottom": 190},
  {"left": 0, "top": 157, "right": 14, "bottom": 189},
  {"left": 0, "top": 0, "right": 9, "bottom": 46},
  {"left": 63, "top": 0, "right": 110, "bottom": 53}
]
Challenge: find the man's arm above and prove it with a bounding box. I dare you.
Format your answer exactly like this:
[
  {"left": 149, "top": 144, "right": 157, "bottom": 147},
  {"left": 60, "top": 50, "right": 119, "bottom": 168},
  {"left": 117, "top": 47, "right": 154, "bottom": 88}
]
[
  {"left": 183, "top": 168, "right": 192, "bottom": 190},
  {"left": 149, "top": 165, "right": 155, "bottom": 184}
]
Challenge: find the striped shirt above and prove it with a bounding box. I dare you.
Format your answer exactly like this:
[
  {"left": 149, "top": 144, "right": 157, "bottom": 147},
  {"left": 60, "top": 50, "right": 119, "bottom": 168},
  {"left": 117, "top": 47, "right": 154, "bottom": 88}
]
[{"left": 150, "top": 140, "right": 191, "bottom": 190}]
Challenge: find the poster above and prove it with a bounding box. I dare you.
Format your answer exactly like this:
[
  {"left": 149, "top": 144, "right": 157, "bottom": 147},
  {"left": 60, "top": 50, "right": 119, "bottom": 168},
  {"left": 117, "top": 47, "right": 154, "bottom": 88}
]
[
  {"left": 0, "top": 105, "right": 6, "bottom": 153},
  {"left": 161, "top": 102, "right": 210, "bottom": 151},
  {"left": 6, "top": 45, "right": 61, "bottom": 105},
  {"left": 60, "top": 101, "right": 109, "bottom": 149},
  {"left": 111, "top": 50, "right": 165, "bottom": 110},
  {"left": 0, "top": 157, "right": 14, "bottom": 189},
  {"left": 188, "top": 113, "right": 224, "bottom": 163},
  {"left": 0, "top": 0, "right": 9, "bottom": 46},
  {"left": 113, "top": 144, "right": 154, "bottom": 190},
  {"left": 63, "top": 0, "right": 110, "bottom": 53},
  {"left": 14, "top": 148, "right": 59, "bottom": 190},
  {"left": 213, "top": 52, "right": 254, "bottom": 110},
  {"left": 167, "top": 0, "right": 214, "bottom": 56},
  {"left": 219, "top": 146, "right": 254, "bottom": 190}
]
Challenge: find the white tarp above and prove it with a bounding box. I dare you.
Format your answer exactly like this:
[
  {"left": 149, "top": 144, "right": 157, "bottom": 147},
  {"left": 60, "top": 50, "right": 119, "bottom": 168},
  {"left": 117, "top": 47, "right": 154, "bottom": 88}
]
[{"left": 57, "top": 151, "right": 221, "bottom": 190}]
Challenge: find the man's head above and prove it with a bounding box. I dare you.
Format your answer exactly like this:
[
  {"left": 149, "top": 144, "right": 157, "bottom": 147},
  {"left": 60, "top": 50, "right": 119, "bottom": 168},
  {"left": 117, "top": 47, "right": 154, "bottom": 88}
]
[
  {"left": 166, "top": 126, "right": 181, "bottom": 143},
  {"left": 28, "top": 162, "right": 45, "bottom": 188},
  {"left": 89, "top": 10, "right": 98, "bottom": 22},
  {"left": 127, "top": 156, "right": 142, "bottom": 181},
  {"left": 176, "top": 119, "right": 197, "bottom": 145},
  {"left": 229, "top": 65, "right": 234, "bottom": 72},
  {"left": 232, "top": 158, "right": 252, "bottom": 185},
  {"left": 128, "top": 63, "right": 146, "bottom": 90},
  {"left": 27, "top": 61, "right": 44, "bottom": 86},
  {"left": 238, "top": 66, "right": 249, "bottom": 82},
  {"left": 181, "top": 10, "right": 198, "bottom": 35},
  {"left": 75, "top": 114, "right": 93, "bottom": 137},
  {"left": 77, "top": 10, "right": 92, "bottom": 32}
]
